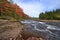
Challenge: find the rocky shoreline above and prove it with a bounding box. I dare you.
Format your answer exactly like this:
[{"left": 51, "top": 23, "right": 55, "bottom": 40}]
[{"left": 0, "top": 20, "right": 23, "bottom": 40}]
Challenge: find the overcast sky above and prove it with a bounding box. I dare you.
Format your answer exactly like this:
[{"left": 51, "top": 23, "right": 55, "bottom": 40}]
[{"left": 13, "top": 0, "right": 60, "bottom": 17}]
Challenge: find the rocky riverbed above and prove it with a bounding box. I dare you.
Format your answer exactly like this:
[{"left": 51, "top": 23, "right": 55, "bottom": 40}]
[
  {"left": 20, "top": 20, "right": 60, "bottom": 40},
  {"left": 0, "top": 20, "right": 60, "bottom": 40}
]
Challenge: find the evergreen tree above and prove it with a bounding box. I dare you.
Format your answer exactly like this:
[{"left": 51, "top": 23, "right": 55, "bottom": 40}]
[{"left": 39, "top": 9, "right": 60, "bottom": 20}]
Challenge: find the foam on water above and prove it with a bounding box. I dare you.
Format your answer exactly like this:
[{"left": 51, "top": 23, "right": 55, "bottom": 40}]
[
  {"left": 39, "top": 22, "right": 45, "bottom": 24},
  {"left": 38, "top": 22, "right": 60, "bottom": 39}
]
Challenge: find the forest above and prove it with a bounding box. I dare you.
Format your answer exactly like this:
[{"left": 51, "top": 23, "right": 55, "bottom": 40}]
[
  {"left": 39, "top": 9, "right": 60, "bottom": 20},
  {"left": 0, "top": 0, "right": 30, "bottom": 20}
]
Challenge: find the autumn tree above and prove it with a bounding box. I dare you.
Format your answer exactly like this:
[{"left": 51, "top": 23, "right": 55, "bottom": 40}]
[{"left": 0, "top": 0, "right": 30, "bottom": 20}]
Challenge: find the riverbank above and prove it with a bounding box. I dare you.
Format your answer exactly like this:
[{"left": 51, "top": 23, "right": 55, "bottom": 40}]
[
  {"left": 40, "top": 20, "right": 60, "bottom": 22},
  {"left": 34, "top": 19, "right": 60, "bottom": 22},
  {"left": 0, "top": 19, "right": 24, "bottom": 40}
]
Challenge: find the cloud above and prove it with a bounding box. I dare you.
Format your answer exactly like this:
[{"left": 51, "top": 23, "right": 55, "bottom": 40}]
[
  {"left": 13, "top": 0, "right": 44, "bottom": 17},
  {"left": 13, "top": 0, "right": 60, "bottom": 17},
  {"left": 20, "top": 3, "right": 45, "bottom": 17}
]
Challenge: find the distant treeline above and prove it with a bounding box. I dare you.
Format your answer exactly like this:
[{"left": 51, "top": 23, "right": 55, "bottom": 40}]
[{"left": 39, "top": 9, "right": 60, "bottom": 20}]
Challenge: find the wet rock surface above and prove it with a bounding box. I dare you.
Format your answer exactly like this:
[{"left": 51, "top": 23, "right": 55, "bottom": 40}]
[
  {"left": 21, "top": 20, "right": 60, "bottom": 40},
  {"left": 45, "top": 22, "right": 60, "bottom": 27}
]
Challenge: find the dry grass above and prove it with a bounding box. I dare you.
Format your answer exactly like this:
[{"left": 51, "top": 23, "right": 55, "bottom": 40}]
[{"left": 39, "top": 20, "right": 60, "bottom": 22}]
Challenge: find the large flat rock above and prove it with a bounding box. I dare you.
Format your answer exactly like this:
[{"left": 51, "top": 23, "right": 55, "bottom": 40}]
[{"left": 0, "top": 20, "right": 22, "bottom": 40}]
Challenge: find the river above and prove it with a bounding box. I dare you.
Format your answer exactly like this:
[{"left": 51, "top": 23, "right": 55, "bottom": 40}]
[{"left": 21, "top": 20, "right": 60, "bottom": 40}]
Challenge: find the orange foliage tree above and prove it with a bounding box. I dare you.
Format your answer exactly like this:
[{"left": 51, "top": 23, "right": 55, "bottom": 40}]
[{"left": 0, "top": 0, "right": 30, "bottom": 20}]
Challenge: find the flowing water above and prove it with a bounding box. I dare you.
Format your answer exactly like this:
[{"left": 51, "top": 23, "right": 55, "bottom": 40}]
[
  {"left": 37, "top": 22, "right": 60, "bottom": 40},
  {"left": 21, "top": 20, "right": 60, "bottom": 40}
]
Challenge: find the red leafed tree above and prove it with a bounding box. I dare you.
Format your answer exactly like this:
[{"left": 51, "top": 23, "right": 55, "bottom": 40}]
[
  {"left": 0, "top": 0, "right": 30, "bottom": 19},
  {"left": 12, "top": 4, "right": 30, "bottom": 19}
]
